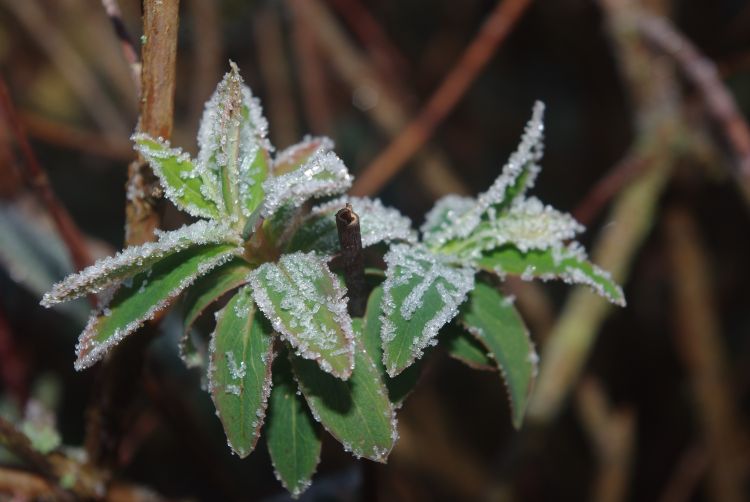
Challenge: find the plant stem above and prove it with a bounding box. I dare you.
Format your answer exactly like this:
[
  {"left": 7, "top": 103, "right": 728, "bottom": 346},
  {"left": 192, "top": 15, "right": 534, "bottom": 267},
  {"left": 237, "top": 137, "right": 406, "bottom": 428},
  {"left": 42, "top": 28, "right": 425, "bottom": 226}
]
[{"left": 336, "top": 203, "right": 366, "bottom": 317}]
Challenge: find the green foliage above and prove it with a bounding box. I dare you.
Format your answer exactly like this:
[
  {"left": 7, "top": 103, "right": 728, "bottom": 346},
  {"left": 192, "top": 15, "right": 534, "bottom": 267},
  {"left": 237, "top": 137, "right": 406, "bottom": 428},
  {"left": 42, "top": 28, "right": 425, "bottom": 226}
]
[{"left": 41, "top": 63, "right": 624, "bottom": 496}]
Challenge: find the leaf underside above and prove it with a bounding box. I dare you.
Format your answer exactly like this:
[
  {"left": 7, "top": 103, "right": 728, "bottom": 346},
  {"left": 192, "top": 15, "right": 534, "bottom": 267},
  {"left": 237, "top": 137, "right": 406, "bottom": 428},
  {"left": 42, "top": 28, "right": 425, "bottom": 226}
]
[
  {"left": 460, "top": 282, "right": 537, "bottom": 429},
  {"left": 266, "top": 349, "right": 322, "bottom": 497},
  {"left": 290, "top": 320, "right": 397, "bottom": 463},
  {"left": 209, "top": 287, "right": 275, "bottom": 458}
]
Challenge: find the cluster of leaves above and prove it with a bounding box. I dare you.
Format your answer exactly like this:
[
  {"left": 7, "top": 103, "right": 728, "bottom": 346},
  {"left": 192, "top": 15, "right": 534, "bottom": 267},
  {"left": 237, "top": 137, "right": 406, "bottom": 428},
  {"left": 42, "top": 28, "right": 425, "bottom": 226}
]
[{"left": 41, "top": 63, "right": 624, "bottom": 497}]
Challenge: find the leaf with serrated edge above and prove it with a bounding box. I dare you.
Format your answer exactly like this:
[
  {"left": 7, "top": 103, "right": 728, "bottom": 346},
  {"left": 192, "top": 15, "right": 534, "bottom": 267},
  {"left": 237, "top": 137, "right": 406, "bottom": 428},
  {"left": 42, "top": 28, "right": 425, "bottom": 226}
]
[
  {"left": 132, "top": 133, "right": 221, "bottom": 219},
  {"left": 197, "top": 62, "right": 271, "bottom": 222},
  {"left": 288, "top": 196, "right": 416, "bottom": 256},
  {"left": 426, "top": 102, "right": 545, "bottom": 248},
  {"left": 41, "top": 221, "right": 239, "bottom": 307},
  {"left": 291, "top": 319, "right": 397, "bottom": 462},
  {"left": 381, "top": 244, "right": 474, "bottom": 377},
  {"left": 460, "top": 282, "right": 537, "bottom": 429},
  {"left": 362, "top": 286, "right": 422, "bottom": 405},
  {"left": 248, "top": 252, "right": 355, "bottom": 379},
  {"left": 421, "top": 195, "right": 474, "bottom": 246},
  {"left": 441, "top": 324, "right": 495, "bottom": 371},
  {"left": 261, "top": 148, "right": 352, "bottom": 218},
  {"left": 266, "top": 348, "right": 322, "bottom": 497},
  {"left": 475, "top": 243, "right": 625, "bottom": 306},
  {"left": 180, "top": 258, "right": 252, "bottom": 367},
  {"left": 74, "top": 244, "right": 240, "bottom": 370},
  {"left": 208, "top": 286, "right": 275, "bottom": 457},
  {"left": 273, "top": 136, "right": 333, "bottom": 175}
]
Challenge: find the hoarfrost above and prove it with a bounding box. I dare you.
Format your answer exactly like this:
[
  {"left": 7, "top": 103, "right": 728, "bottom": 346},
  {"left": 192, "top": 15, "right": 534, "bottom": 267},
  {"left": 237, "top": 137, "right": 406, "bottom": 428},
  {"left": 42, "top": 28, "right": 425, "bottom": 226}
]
[
  {"left": 381, "top": 244, "right": 474, "bottom": 376},
  {"left": 42, "top": 220, "right": 240, "bottom": 307}
]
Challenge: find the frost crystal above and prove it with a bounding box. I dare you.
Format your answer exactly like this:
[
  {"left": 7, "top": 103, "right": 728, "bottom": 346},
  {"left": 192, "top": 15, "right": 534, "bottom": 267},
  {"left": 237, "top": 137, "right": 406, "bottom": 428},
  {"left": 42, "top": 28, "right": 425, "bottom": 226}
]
[
  {"left": 41, "top": 220, "right": 240, "bottom": 307},
  {"left": 73, "top": 248, "right": 239, "bottom": 371},
  {"left": 310, "top": 196, "right": 417, "bottom": 249},
  {"left": 247, "top": 252, "right": 355, "bottom": 378},
  {"left": 261, "top": 148, "right": 352, "bottom": 218},
  {"left": 273, "top": 136, "right": 334, "bottom": 174},
  {"left": 426, "top": 102, "right": 545, "bottom": 247},
  {"left": 381, "top": 244, "right": 474, "bottom": 376}
]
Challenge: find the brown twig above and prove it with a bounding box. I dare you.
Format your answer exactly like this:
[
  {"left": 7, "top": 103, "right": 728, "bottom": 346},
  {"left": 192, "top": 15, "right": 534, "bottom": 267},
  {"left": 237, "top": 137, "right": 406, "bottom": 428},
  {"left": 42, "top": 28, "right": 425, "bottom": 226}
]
[
  {"left": 0, "top": 305, "right": 28, "bottom": 404},
  {"left": 573, "top": 153, "right": 650, "bottom": 226},
  {"left": 665, "top": 207, "right": 747, "bottom": 502},
  {"left": 576, "top": 377, "right": 636, "bottom": 502},
  {"left": 292, "top": 0, "right": 470, "bottom": 198},
  {"left": 658, "top": 444, "right": 709, "bottom": 502},
  {"left": 0, "top": 77, "right": 93, "bottom": 274},
  {"left": 100, "top": 0, "right": 142, "bottom": 95},
  {"left": 21, "top": 111, "right": 134, "bottom": 161},
  {"left": 637, "top": 15, "right": 750, "bottom": 201},
  {"left": 350, "top": 0, "right": 533, "bottom": 196},
  {"left": 85, "top": 0, "right": 180, "bottom": 471},
  {"left": 336, "top": 203, "right": 366, "bottom": 317}
]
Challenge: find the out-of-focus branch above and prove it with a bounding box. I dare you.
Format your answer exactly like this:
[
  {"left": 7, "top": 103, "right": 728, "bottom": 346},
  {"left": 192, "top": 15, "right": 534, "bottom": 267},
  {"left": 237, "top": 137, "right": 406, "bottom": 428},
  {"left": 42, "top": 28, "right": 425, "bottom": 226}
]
[
  {"left": 254, "top": 5, "right": 299, "bottom": 147},
  {"left": 0, "top": 306, "right": 28, "bottom": 404},
  {"left": 658, "top": 444, "right": 709, "bottom": 502},
  {"left": 665, "top": 207, "right": 747, "bottom": 502},
  {"left": 350, "top": 0, "right": 533, "bottom": 196},
  {"left": 186, "top": 0, "right": 221, "bottom": 147},
  {"left": 528, "top": 0, "right": 683, "bottom": 424},
  {"left": 85, "top": 0, "right": 180, "bottom": 471},
  {"left": 576, "top": 378, "right": 636, "bottom": 502},
  {"left": 100, "top": 0, "right": 142, "bottom": 95},
  {"left": 637, "top": 15, "right": 750, "bottom": 203},
  {"left": 0, "top": 78, "right": 93, "bottom": 274},
  {"left": 21, "top": 112, "right": 134, "bottom": 161},
  {"left": 0, "top": 0, "right": 129, "bottom": 135},
  {"left": 291, "top": 0, "right": 470, "bottom": 198}
]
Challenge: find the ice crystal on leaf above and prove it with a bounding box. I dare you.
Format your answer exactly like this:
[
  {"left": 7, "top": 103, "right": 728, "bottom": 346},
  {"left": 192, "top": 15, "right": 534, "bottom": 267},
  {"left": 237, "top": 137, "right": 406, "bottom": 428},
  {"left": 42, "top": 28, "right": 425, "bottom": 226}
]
[{"left": 40, "top": 60, "right": 625, "bottom": 497}]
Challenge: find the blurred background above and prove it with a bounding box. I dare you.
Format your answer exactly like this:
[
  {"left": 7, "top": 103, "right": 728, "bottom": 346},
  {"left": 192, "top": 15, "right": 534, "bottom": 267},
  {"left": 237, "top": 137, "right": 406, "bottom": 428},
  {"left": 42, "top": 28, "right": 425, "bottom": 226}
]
[{"left": 1, "top": 0, "right": 750, "bottom": 500}]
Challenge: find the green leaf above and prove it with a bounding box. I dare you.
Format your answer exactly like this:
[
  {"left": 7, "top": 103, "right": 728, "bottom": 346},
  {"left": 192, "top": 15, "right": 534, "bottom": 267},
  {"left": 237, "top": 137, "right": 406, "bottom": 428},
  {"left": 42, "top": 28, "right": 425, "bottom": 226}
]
[
  {"left": 291, "top": 320, "right": 397, "bottom": 462},
  {"left": 132, "top": 133, "right": 221, "bottom": 219},
  {"left": 180, "top": 258, "right": 252, "bottom": 367},
  {"left": 197, "top": 62, "right": 271, "bottom": 222},
  {"left": 273, "top": 136, "right": 333, "bottom": 175},
  {"left": 41, "top": 221, "right": 238, "bottom": 307},
  {"left": 208, "top": 287, "right": 275, "bottom": 458},
  {"left": 266, "top": 349, "right": 322, "bottom": 497},
  {"left": 422, "top": 102, "right": 545, "bottom": 248},
  {"left": 287, "top": 196, "right": 416, "bottom": 256},
  {"left": 362, "top": 286, "right": 422, "bottom": 404},
  {"left": 441, "top": 197, "right": 583, "bottom": 260},
  {"left": 247, "top": 252, "right": 355, "bottom": 379},
  {"left": 182, "top": 258, "right": 252, "bottom": 333},
  {"left": 381, "top": 244, "right": 474, "bottom": 377},
  {"left": 460, "top": 282, "right": 537, "bottom": 429},
  {"left": 441, "top": 324, "right": 495, "bottom": 371},
  {"left": 475, "top": 244, "right": 625, "bottom": 306},
  {"left": 74, "top": 243, "right": 240, "bottom": 370}
]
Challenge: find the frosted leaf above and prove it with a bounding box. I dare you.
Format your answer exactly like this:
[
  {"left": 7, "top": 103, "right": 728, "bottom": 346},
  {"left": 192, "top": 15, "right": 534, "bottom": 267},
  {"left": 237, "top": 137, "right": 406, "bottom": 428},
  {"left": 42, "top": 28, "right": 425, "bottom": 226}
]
[
  {"left": 421, "top": 195, "right": 475, "bottom": 246},
  {"left": 196, "top": 62, "right": 271, "bottom": 220},
  {"left": 41, "top": 220, "right": 240, "bottom": 307},
  {"left": 132, "top": 133, "right": 221, "bottom": 219},
  {"left": 273, "top": 136, "right": 334, "bottom": 175},
  {"left": 451, "top": 197, "right": 584, "bottom": 261},
  {"left": 475, "top": 243, "right": 626, "bottom": 306},
  {"left": 288, "top": 196, "right": 416, "bottom": 256},
  {"left": 426, "top": 102, "right": 545, "bottom": 247},
  {"left": 261, "top": 148, "right": 352, "bottom": 218},
  {"left": 207, "top": 286, "right": 275, "bottom": 457},
  {"left": 247, "top": 252, "right": 355, "bottom": 379},
  {"left": 380, "top": 244, "right": 475, "bottom": 377},
  {"left": 74, "top": 244, "right": 241, "bottom": 370}
]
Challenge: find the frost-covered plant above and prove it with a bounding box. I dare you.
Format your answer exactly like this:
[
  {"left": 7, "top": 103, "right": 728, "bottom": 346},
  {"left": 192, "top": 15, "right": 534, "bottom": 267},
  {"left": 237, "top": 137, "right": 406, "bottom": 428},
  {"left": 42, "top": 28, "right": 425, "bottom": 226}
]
[{"left": 41, "top": 63, "right": 624, "bottom": 497}]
